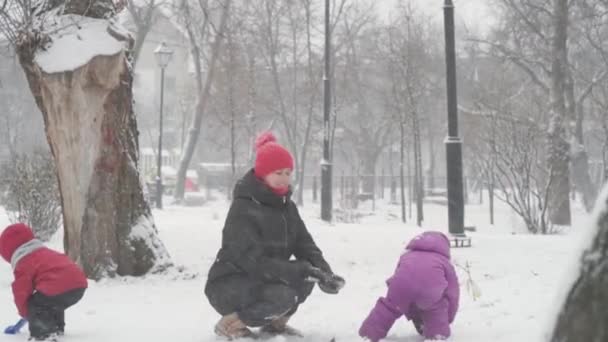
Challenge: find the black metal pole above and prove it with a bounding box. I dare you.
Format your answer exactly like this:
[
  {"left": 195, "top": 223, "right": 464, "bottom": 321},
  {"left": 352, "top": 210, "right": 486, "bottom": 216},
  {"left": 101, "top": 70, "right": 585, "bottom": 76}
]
[
  {"left": 156, "top": 67, "right": 165, "bottom": 209},
  {"left": 443, "top": 0, "right": 465, "bottom": 236},
  {"left": 321, "top": 0, "right": 332, "bottom": 222}
]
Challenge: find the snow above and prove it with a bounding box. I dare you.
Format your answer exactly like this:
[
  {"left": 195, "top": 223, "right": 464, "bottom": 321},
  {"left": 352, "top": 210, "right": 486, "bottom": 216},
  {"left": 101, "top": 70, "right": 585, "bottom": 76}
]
[
  {"left": 35, "top": 15, "right": 127, "bottom": 74},
  {"left": 0, "top": 192, "right": 591, "bottom": 342}
]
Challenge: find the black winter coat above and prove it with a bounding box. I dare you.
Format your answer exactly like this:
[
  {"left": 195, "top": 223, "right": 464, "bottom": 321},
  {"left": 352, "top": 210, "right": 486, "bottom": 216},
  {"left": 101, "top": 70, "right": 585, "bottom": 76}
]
[{"left": 206, "top": 169, "right": 331, "bottom": 286}]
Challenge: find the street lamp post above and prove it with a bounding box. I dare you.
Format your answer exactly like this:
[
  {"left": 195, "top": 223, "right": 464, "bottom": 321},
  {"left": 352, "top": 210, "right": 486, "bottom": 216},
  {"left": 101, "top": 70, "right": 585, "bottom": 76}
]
[
  {"left": 321, "top": 0, "right": 332, "bottom": 222},
  {"left": 443, "top": 0, "right": 465, "bottom": 236},
  {"left": 154, "top": 42, "right": 174, "bottom": 209}
]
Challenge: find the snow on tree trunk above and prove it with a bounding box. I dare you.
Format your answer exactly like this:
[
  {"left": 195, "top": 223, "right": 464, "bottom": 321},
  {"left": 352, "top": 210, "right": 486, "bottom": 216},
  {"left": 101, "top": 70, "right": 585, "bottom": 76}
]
[
  {"left": 16, "top": 6, "right": 171, "bottom": 279},
  {"left": 550, "top": 184, "right": 608, "bottom": 341},
  {"left": 547, "top": 0, "right": 571, "bottom": 226}
]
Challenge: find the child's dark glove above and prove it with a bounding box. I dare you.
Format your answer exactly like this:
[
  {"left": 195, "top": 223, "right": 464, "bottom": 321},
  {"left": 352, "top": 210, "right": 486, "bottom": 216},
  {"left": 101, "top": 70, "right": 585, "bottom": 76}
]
[{"left": 304, "top": 266, "right": 345, "bottom": 294}]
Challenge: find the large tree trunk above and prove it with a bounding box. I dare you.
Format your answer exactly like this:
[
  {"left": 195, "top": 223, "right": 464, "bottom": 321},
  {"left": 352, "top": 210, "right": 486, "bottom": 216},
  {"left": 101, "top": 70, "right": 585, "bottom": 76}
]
[
  {"left": 550, "top": 185, "right": 608, "bottom": 341},
  {"left": 563, "top": 0, "right": 606, "bottom": 214},
  {"left": 571, "top": 147, "right": 597, "bottom": 211},
  {"left": 16, "top": 6, "right": 171, "bottom": 279},
  {"left": 547, "top": 0, "right": 571, "bottom": 226},
  {"left": 567, "top": 84, "right": 597, "bottom": 211}
]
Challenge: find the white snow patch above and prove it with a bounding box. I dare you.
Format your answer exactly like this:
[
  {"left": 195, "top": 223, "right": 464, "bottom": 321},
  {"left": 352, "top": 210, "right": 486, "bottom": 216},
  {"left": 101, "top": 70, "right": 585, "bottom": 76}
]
[
  {"left": 0, "top": 192, "right": 590, "bottom": 341},
  {"left": 35, "top": 15, "right": 126, "bottom": 73}
]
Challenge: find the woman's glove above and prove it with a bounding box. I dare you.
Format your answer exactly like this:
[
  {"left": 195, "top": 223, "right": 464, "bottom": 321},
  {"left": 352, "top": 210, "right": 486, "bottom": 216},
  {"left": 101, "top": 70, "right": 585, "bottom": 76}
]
[
  {"left": 304, "top": 265, "right": 345, "bottom": 294},
  {"left": 318, "top": 273, "right": 345, "bottom": 294}
]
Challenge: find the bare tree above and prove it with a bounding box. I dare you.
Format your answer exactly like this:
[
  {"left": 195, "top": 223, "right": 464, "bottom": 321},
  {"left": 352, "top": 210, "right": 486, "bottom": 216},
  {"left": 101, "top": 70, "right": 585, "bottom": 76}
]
[
  {"left": 460, "top": 44, "right": 556, "bottom": 233},
  {"left": 125, "top": 0, "right": 159, "bottom": 67},
  {"left": 173, "top": 0, "right": 232, "bottom": 201},
  {"left": 577, "top": 1, "right": 608, "bottom": 182},
  {"left": 390, "top": 10, "right": 430, "bottom": 226},
  {"left": 226, "top": 12, "right": 238, "bottom": 193},
  {"left": 387, "top": 59, "right": 407, "bottom": 223},
  {"left": 247, "top": 0, "right": 310, "bottom": 205},
  {"left": 382, "top": 4, "right": 441, "bottom": 226},
  {"left": 461, "top": 54, "right": 556, "bottom": 234},
  {"left": 470, "top": 108, "right": 554, "bottom": 233},
  {"left": 546, "top": 0, "right": 572, "bottom": 225},
  {"left": 336, "top": 6, "right": 394, "bottom": 198},
  {"left": 591, "top": 84, "right": 608, "bottom": 180},
  {"left": 0, "top": 150, "right": 61, "bottom": 241},
  {"left": 481, "top": 0, "right": 608, "bottom": 223}
]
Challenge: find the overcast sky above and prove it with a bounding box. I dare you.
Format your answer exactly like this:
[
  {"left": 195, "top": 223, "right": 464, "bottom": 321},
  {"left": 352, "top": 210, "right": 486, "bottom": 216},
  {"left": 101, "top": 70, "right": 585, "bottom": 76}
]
[{"left": 375, "top": 0, "right": 497, "bottom": 36}]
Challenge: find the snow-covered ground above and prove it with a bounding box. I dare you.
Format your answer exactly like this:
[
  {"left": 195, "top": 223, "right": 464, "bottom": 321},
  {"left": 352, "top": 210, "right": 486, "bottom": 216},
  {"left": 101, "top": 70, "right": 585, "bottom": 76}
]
[{"left": 0, "top": 193, "right": 591, "bottom": 342}]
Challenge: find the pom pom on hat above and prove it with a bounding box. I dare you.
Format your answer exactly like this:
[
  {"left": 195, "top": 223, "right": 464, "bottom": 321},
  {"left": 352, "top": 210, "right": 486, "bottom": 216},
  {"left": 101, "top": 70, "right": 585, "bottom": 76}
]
[{"left": 255, "top": 132, "right": 278, "bottom": 150}]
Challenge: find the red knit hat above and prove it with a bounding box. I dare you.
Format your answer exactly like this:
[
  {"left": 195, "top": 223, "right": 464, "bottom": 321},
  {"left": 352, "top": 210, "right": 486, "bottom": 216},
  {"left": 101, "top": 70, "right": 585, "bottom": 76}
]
[
  {"left": 254, "top": 132, "right": 294, "bottom": 179},
  {"left": 0, "top": 223, "right": 35, "bottom": 262}
]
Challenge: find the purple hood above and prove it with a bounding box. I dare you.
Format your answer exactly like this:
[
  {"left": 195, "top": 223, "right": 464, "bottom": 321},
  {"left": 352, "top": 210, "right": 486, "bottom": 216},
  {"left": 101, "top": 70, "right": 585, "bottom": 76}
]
[{"left": 406, "top": 231, "right": 450, "bottom": 259}]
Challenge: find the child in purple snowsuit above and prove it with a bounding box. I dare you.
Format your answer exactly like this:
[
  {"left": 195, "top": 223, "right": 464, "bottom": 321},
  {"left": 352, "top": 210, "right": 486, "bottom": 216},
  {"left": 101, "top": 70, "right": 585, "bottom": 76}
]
[{"left": 359, "top": 231, "right": 460, "bottom": 341}]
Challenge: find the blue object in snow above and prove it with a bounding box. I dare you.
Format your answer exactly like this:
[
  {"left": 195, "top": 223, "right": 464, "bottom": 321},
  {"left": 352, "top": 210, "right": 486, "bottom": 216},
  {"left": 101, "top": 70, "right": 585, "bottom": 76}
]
[{"left": 4, "top": 318, "right": 27, "bottom": 334}]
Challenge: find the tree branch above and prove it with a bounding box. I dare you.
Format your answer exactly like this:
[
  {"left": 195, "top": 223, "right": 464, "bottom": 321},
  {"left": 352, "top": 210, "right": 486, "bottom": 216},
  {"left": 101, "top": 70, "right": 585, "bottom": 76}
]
[
  {"left": 505, "top": 0, "right": 548, "bottom": 41},
  {"left": 471, "top": 38, "right": 550, "bottom": 94},
  {"left": 577, "top": 69, "right": 608, "bottom": 105}
]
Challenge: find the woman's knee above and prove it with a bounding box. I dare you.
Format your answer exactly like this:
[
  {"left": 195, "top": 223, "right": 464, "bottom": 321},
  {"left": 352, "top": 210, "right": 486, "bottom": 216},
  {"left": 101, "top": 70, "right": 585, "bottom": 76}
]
[{"left": 261, "top": 283, "right": 299, "bottom": 305}]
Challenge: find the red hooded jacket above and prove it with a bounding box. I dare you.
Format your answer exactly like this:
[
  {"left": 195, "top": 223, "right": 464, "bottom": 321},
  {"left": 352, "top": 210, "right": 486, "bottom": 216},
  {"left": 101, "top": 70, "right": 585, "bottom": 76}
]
[{"left": 0, "top": 223, "right": 88, "bottom": 318}]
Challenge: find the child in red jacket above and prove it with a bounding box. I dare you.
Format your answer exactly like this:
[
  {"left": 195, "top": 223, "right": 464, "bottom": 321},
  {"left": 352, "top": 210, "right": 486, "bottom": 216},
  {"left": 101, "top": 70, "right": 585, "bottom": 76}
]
[{"left": 0, "top": 223, "right": 88, "bottom": 341}]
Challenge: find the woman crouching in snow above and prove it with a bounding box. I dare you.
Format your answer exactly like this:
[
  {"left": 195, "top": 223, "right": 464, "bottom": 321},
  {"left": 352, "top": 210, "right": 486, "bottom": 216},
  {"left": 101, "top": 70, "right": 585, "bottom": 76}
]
[
  {"left": 205, "top": 132, "right": 345, "bottom": 339},
  {"left": 359, "top": 231, "right": 459, "bottom": 341}
]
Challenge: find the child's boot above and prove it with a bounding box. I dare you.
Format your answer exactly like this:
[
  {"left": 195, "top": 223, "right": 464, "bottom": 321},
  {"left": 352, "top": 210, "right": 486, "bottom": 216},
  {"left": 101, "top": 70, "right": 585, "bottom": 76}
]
[{"left": 54, "top": 311, "right": 64, "bottom": 336}]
